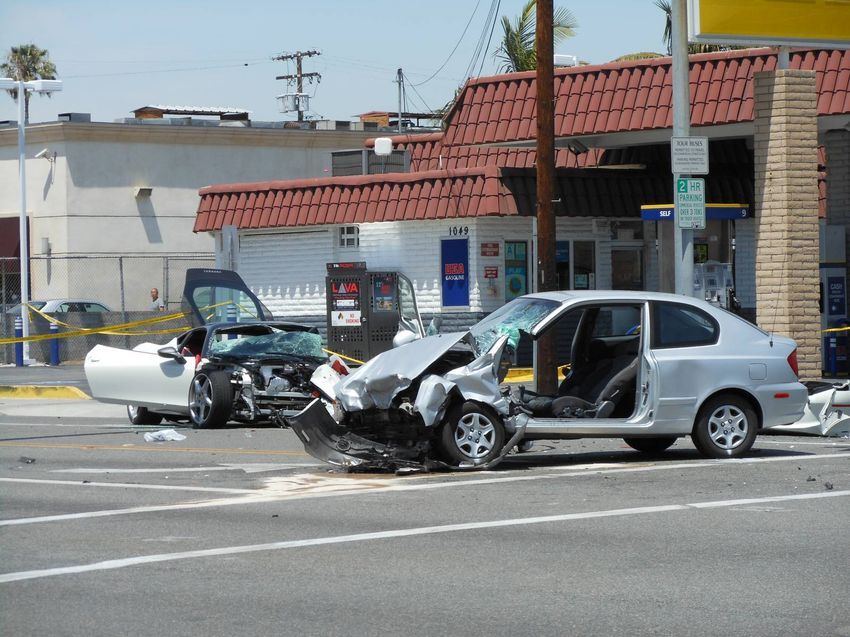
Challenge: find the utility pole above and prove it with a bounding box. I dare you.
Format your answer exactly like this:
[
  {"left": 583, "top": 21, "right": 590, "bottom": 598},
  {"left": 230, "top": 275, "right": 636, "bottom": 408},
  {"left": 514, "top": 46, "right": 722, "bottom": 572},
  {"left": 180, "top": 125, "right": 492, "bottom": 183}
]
[
  {"left": 274, "top": 50, "right": 321, "bottom": 122},
  {"left": 535, "top": 0, "right": 558, "bottom": 395},
  {"left": 396, "top": 68, "right": 403, "bottom": 133}
]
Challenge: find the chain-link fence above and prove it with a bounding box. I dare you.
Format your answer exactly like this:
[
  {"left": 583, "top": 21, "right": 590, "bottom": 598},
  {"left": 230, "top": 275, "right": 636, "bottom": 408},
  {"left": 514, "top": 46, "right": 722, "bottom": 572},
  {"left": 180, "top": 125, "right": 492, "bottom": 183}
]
[
  {"left": 1, "top": 254, "right": 215, "bottom": 364},
  {"left": 1, "top": 254, "right": 215, "bottom": 313}
]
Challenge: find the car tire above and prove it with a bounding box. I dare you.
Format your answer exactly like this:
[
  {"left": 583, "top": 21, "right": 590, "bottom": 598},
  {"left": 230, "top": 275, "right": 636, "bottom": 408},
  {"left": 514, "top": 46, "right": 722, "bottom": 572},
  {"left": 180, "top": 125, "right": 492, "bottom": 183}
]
[
  {"left": 127, "top": 405, "right": 163, "bottom": 426},
  {"left": 622, "top": 436, "right": 677, "bottom": 454},
  {"left": 691, "top": 394, "right": 758, "bottom": 459},
  {"left": 439, "top": 401, "right": 505, "bottom": 466},
  {"left": 189, "top": 370, "right": 234, "bottom": 429}
]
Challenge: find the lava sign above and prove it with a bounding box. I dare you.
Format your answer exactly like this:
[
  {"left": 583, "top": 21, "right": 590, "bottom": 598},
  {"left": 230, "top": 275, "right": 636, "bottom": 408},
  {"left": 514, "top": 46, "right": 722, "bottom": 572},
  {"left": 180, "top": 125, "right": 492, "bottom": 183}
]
[{"left": 330, "top": 280, "right": 362, "bottom": 326}]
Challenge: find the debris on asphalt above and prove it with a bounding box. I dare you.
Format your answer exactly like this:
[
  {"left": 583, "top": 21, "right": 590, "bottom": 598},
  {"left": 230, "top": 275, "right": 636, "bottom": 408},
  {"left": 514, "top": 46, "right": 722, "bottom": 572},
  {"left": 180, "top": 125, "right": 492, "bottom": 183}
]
[
  {"left": 806, "top": 476, "right": 817, "bottom": 482},
  {"left": 18, "top": 456, "right": 36, "bottom": 464},
  {"left": 825, "top": 482, "right": 834, "bottom": 490},
  {"left": 143, "top": 429, "right": 187, "bottom": 443}
]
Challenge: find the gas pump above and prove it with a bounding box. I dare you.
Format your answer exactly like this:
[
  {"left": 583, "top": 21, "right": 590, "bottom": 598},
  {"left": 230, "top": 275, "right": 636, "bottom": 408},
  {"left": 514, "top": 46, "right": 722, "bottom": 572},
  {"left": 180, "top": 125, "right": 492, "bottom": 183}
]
[
  {"left": 326, "top": 262, "right": 424, "bottom": 363},
  {"left": 693, "top": 260, "right": 734, "bottom": 308},
  {"left": 820, "top": 224, "right": 848, "bottom": 375}
]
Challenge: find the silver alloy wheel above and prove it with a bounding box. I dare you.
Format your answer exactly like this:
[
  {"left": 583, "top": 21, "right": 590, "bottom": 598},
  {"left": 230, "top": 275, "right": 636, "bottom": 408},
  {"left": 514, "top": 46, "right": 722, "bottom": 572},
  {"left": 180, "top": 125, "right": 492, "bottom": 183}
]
[
  {"left": 189, "top": 375, "right": 213, "bottom": 424},
  {"left": 707, "top": 404, "right": 748, "bottom": 450},
  {"left": 454, "top": 411, "right": 497, "bottom": 459}
]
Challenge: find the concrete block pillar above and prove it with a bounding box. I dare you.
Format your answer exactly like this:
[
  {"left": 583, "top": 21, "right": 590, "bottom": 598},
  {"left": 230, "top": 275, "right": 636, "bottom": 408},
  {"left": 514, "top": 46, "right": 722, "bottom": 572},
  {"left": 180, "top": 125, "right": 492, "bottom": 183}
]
[{"left": 753, "top": 69, "right": 821, "bottom": 380}]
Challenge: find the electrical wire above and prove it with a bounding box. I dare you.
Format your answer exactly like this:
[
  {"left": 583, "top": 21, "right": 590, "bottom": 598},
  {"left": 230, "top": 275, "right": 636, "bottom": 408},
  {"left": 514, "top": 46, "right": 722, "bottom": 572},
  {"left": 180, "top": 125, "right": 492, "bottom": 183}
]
[
  {"left": 402, "top": 72, "right": 434, "bottom": 114},
  {"left": 462, "top": 0, "right": 500, "bottom": 80},
  {"left": 63, "top": 60, "right": 273, "bottom": 79},
  {"left": 411, "top": 0, "right": 482, "bottom": 87},
  {"left": 476, "top": 0, "right": 501, "bottom": 77}
]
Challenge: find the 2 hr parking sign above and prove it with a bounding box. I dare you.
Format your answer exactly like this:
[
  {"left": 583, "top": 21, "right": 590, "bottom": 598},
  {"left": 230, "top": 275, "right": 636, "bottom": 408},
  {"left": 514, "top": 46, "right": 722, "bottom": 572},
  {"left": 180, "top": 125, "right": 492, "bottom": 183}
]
[{"left": 676, "top": 177, "right": 706, "bottom": 230}]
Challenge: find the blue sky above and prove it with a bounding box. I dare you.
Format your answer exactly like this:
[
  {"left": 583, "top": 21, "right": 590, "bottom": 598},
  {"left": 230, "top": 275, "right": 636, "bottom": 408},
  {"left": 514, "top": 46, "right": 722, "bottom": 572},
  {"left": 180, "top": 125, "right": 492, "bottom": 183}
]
[{"left": 0, "top": 1, "right": 668, "bottom": 124}]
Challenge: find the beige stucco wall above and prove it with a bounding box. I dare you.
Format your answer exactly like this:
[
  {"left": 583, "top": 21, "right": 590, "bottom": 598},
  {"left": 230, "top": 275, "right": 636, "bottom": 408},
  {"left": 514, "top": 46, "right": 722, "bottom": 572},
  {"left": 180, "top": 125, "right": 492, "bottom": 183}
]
[{"left": 0, "top": 121, "right": 373, "bottom": 308}]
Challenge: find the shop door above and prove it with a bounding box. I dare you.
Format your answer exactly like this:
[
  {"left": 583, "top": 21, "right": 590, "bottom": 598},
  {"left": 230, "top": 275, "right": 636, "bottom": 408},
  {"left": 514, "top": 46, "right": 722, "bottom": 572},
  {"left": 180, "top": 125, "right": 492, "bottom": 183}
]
[{"left": 611, "top": 248, "right": 644, "bottom": 290}]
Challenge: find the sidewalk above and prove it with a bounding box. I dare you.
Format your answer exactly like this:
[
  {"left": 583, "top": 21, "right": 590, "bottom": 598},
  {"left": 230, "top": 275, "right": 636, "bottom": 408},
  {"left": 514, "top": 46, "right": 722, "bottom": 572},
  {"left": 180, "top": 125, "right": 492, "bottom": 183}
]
[{"left": 0, "top": 362, "right": 91, "bottom": 398}]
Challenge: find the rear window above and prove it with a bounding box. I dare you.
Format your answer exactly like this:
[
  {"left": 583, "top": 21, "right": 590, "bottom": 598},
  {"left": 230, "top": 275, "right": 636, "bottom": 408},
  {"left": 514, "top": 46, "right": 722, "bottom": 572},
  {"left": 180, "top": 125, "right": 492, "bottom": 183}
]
[{"left": 651, "top": 301, "right": 718, "bottom": 349}]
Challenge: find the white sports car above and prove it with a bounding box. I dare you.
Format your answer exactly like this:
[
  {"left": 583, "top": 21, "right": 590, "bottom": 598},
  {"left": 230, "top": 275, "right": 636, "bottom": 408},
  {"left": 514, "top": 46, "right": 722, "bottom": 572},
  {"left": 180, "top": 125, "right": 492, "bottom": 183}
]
[{"left": 85, "top": 269, "right": 326, "bottom": 428}]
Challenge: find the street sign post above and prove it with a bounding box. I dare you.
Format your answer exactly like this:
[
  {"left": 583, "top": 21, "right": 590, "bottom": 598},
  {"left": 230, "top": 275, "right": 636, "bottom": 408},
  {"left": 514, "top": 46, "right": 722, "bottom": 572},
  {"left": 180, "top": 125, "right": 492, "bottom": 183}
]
[{"left": 676, "top": 177, "right": 706, "bottom": 229}]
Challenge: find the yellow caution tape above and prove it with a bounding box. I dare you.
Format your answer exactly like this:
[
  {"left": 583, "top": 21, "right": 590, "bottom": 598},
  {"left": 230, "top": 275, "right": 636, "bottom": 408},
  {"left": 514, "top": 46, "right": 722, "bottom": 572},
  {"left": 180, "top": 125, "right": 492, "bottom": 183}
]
[
  {"left": 823, "top": 326, "right": 850, "bottom": 333},
  {"left": 322, "top": 349, "right": 365, "bottom": 366}
]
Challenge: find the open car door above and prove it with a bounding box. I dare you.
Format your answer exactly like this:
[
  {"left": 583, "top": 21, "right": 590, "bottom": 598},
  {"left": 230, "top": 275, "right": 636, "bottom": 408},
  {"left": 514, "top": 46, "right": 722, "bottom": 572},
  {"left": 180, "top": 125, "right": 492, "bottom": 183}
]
[{"left": 181, "top": 268, "right": 273, "bottom": 327}]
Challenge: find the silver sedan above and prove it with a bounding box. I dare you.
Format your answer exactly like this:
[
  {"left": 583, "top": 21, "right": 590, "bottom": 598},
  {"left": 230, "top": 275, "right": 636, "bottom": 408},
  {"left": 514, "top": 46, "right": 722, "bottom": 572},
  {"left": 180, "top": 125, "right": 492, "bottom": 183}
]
[{"left": 290, "top": 291, "right": 807, "bottom": 471}]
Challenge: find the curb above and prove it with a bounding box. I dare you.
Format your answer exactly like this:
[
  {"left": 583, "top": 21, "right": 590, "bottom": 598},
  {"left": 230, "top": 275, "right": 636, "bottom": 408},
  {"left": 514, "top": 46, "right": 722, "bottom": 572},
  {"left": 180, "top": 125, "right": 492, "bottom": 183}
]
[{"left": 0, "top": 385, "right": 91, "bottom": 400}]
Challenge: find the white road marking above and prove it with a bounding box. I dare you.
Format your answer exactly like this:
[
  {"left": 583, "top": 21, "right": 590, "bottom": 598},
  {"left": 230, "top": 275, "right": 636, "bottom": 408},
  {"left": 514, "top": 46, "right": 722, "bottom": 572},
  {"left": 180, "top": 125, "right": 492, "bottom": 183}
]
[
  {"left": 757, "top": 439, "right": 850, "bottom": 446},
  {"left": 3, "top": 451, "right": 848, "bottom": 528},
  {"left": 0, "top": 478, "right": 255, "bottom": 495},
  {"left": 2, "top": 489, "right": 847, "bottom": 584},
  {"left": 52, "top": 463, "right": 317, "bottom": 474},
  {"left": 0, "top": 422, "right": 140, "bottom": 428}
]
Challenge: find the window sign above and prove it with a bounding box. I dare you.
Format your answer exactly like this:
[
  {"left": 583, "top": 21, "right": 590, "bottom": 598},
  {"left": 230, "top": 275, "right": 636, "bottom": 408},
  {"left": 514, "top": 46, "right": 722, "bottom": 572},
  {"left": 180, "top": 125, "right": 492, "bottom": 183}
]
[
  {"left": 372, "top": 274, "right": 396, "bottom": 311},
  {"left": 441, "top": 238, "right": 469, "bottom": 307},
  {"left": 505, "top": 241, "right": 528, "bottom": 301}
]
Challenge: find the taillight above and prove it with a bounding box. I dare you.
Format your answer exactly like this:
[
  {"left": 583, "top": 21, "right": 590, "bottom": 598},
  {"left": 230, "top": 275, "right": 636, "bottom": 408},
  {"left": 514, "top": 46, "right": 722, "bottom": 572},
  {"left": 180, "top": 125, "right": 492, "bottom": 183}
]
[{"left": 787, "top": 349, "right": 799, "bottom": 377}]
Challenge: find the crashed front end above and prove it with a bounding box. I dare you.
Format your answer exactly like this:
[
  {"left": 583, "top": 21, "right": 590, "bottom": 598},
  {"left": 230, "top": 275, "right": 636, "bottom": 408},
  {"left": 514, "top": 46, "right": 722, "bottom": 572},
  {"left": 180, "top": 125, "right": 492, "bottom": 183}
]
[
  {"left": 205, "top": 327, "right": 326, "bottom": 423},
  {"left": 288, "top": 332, "right": 526, "bottom": 471}
]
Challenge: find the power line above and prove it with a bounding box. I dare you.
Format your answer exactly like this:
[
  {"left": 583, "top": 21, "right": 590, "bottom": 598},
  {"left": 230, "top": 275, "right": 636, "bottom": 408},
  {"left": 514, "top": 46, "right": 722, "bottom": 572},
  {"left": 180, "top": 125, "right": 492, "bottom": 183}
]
[
  {"left": 477, "top": 0, "right": 502, "bottom": 77},
  {"left": 463, "top": 0, "right": 500, "bottom": 81},
  {"left": 63, "top": 60, "right": 273, "bottom": 79},
  {"left": 412, "top": 0, "right": 482, "bottom": 87}
]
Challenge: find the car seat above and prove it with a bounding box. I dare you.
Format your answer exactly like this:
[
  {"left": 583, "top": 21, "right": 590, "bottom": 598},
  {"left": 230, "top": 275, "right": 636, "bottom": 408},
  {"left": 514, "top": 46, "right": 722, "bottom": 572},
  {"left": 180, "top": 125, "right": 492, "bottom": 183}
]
[{"left": 550, "top": 354, "right": 639, "bottom": 418}]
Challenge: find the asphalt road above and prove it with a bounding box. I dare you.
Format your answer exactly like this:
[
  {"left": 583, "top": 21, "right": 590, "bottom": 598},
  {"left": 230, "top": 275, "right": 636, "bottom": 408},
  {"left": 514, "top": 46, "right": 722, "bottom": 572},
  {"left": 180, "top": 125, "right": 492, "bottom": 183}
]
[{"left": 1, "top": 402, "right": 849, "bottom": 637}]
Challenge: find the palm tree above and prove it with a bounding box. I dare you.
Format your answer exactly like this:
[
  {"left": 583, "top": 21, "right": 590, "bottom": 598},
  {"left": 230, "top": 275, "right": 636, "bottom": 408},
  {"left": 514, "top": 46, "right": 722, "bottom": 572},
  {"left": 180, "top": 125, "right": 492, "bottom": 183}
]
[
  {"left": 495, "top": 0, "right": 578, "bottom": 73},
  {"left": 1, "top": 44, "right": 58, "bottom": 123}
]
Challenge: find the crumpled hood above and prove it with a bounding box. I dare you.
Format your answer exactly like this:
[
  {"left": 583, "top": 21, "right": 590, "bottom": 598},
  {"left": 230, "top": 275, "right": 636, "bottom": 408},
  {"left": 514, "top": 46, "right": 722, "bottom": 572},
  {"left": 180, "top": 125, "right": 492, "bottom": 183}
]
[{"left": 336, "top": 331, "right": 470, "bottom": 411}]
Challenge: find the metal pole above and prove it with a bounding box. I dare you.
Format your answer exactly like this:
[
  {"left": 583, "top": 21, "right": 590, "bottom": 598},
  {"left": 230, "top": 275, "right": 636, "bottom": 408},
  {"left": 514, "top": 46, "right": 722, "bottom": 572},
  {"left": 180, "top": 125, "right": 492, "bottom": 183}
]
[
  {"left": 397, "top": 68, "right": 403, "bottom": 133},
  {"left": 535, "top": 0, "right": 558, "bottom": 394},
  {"left": 118, "top": 256, "right": 126, "bottom": 312},
  {"left": 672, "top": 0, "right": 694, "bottom": 296},
  {"left": 17, "top": 81, "right": 31, "bottom": 363}
]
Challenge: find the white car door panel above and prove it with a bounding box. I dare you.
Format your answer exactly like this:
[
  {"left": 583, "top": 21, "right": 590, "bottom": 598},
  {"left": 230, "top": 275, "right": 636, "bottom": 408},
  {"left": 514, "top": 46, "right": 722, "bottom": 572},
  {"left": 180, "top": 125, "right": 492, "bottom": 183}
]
[{"left": 85, "top": 344, "right": 195, "bottom": 412}]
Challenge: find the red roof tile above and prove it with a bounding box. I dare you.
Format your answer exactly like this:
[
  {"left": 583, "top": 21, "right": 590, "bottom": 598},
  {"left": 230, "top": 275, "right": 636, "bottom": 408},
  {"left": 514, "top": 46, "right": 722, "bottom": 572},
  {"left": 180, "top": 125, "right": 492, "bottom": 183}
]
[
  {"left": 442, "top": 48, "right": 850, "bottom": 146},
  {"left": 195, "top": 167, "right": 518, "bottom": 232}
]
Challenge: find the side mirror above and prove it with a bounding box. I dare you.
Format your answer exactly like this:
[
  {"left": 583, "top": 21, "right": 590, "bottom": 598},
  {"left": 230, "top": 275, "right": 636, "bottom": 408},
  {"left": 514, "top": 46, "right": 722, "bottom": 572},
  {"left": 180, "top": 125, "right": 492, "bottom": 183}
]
[
  {"left": 157, "top": 346, "right": 186, "bottom": 364},
  {"left": 392, "top": 329, "right": 419, "bottom": 348}
]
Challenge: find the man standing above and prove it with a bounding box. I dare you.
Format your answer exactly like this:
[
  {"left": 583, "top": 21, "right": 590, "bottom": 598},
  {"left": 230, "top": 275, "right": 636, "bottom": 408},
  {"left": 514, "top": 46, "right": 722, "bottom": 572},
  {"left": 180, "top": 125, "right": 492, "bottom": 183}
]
[{"left": 150, "top": 287, "right": 165, "bottom": 311}]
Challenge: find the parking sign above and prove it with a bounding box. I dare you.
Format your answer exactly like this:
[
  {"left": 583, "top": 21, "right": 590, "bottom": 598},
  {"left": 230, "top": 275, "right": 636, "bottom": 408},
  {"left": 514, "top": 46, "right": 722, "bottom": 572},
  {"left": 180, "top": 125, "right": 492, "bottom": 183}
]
[{"left": 676, "top": 178, "right": 706, "bottom": 229}]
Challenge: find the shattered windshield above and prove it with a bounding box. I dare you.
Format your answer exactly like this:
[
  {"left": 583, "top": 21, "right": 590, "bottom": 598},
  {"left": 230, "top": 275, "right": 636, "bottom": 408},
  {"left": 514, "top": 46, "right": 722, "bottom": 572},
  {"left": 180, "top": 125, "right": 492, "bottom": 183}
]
[
  {"left": 208, "top": 328, "right": 325, "bottom": 360},
  {"left": 470, "top": 297, "right": 560, "bottom": 354}
]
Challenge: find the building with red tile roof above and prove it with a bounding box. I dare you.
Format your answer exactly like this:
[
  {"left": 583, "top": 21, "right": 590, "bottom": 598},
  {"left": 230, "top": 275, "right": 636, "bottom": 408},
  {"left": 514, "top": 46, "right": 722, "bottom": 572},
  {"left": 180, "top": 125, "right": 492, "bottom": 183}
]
[{"left": 194, "top": 47, "right": 850, "bottom": 356}]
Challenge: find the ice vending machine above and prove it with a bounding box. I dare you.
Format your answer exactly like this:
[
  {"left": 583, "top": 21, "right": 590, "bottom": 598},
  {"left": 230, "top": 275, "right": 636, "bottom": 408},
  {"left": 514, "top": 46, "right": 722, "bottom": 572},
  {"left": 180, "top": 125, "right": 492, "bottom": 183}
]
[{"left": 325, "top": 262, "right": 423, "bottom": 363}]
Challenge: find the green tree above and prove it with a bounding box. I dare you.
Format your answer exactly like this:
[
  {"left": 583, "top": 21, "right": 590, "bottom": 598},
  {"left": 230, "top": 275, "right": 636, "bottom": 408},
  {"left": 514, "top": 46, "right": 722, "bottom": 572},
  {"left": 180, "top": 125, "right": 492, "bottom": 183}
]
[
  {"left": 495, "top": 0, "right": 578, "bottom": 73},
  {"left": 1, "top": 44, "right": 58, "bottom": 123}
]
